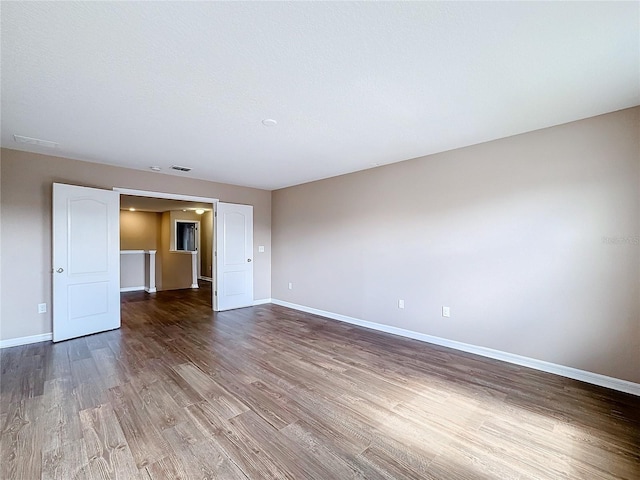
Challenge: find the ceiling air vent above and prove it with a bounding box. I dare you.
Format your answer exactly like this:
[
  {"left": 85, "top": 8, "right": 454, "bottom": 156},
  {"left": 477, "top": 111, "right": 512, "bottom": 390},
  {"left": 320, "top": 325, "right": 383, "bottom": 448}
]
[
  {"left": 14, "top": 134, "right": 58, "bottom": 148},
  {"left": 171, "top": 165, "right": 192, "bottom": 172}
]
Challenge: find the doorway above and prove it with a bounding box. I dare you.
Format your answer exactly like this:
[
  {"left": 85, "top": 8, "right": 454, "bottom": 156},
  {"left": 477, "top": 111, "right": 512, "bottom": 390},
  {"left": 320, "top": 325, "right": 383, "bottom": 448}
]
[
  {"left": 115, "top": 187, "right": 218, "bottom": 309},
  {"left": 53, "top": 184, "right": 255, "bottom": 343}
]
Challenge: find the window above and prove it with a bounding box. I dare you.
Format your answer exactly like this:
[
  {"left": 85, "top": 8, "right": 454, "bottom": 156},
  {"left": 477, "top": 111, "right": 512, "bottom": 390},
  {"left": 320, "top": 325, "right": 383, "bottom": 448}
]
[{"left": 175, "top": 221, "right": 198, "bottom": 251}]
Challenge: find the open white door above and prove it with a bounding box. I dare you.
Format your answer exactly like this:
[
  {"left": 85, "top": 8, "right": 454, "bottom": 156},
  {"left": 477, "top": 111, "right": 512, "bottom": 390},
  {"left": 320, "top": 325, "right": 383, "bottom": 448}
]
[
  {"left": 53, "top": 183, "right": 121, "bottom": 342},
  {"left": 215, "top": 202, "right": 253, "bottom": 311}
]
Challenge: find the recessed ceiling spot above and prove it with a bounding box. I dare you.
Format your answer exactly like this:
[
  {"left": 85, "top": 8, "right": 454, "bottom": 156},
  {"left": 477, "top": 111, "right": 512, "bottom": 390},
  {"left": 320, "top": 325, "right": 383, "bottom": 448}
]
[
  {"left": 14, "top": 134, "right": 58, "bottom": 148},
  {"left": 150, "top": 166, "right": 162, "bottom": 171},
  {"left": 195, "top": 209, "right": 205, "bottom": 215},
  {"left": 262, "top": 119, "right": 278, "bottom": 127},
  {"left": 129, "top": 208, "right": 136, "bottom": 211},
  {"left": 171, "top": 165, "right": 192, "bottom": 172}
]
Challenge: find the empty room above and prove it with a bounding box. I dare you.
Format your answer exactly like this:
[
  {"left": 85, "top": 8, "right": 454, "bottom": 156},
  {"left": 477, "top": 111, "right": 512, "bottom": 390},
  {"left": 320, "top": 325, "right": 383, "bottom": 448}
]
[{"left": 1, "top": 2, "right": 638, "bottom": 479}]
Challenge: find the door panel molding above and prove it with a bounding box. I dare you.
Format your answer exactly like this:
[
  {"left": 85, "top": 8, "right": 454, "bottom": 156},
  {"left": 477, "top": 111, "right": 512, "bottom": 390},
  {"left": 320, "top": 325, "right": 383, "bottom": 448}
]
[
  {"left": 53, "top": 183, "right": 121, "bottom": 342},
  {"left": 215, "top": 202, "right": 254, "bottom": 311}
]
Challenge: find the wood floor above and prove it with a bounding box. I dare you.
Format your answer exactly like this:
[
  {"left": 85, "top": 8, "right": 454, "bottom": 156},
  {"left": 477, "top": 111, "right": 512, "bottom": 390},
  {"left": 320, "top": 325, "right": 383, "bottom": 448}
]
[{"left": 1, "top": 284, "right": 639, "bottom": 479}]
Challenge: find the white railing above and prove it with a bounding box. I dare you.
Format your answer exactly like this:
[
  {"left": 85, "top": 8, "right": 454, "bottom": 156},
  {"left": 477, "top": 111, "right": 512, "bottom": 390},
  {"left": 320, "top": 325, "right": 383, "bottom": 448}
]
[
  {"left": 190, "top": 251, "right": 199, "bottom": 289},
  {"left": 120, "top": 250, "right": 157, "bottom": 293},
  {"left": 121, "top": 249, "right": 197, "bottom": 292}
]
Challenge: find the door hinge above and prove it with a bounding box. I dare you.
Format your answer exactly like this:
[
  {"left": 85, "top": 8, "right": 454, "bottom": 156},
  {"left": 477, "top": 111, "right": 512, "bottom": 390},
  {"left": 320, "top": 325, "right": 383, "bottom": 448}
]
[
  {"left": 214, "top": 290, "right": 217, "bottom": 296},
  {"left": 214, "top": 251, "right": 217, "bottom": 256}
]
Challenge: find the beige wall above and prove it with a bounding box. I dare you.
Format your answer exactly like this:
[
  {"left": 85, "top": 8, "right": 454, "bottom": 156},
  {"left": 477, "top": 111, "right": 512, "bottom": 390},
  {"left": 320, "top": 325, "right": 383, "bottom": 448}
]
[
  {"left": 120, "top": 209, "right": 213, "bottom": 291},
  {"left": 120, "top": 211, "right": 161, "bottom": 290},
  {"left": 120, "top": 210, "right": 160, "bottom": 250},
  {"left": 158, "top": 211, "right": 199, "bottom": 291},
  {"left": 272, "top": 107, "right": 640, "bottom": 383},
  {"left": 201, "top": 210, "right": 214, "bottom": 279},
  {"left": 0, "top": 149, "right": 271, "bottom": 341},
  {"left": 168, "top": 210, "right": 203, "bottom": 253}
]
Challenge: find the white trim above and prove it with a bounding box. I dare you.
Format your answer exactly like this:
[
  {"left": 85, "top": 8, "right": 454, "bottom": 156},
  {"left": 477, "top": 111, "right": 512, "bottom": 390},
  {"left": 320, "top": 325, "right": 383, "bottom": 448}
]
[
  {"left": 190, "top": 251, "right": 199, "bottom": 288},
  {"left": 271, "top": 299, "right": 640, "bottom": 396},
  {"left": 145, "top": 251, "right": 157, "bottom": 293},
  {"left": 120, "top": 286, "right": 145, "bottom": 292},
  {"left": 172, "top": 219, "right": 201, "bottom": 254},
  {"left": 120, "top": 250, "right": 145, "bottom": 255},
  {"left": 253, "top": 298, "right": 272, "bottom": 306},
  {"left": 0, "top": 333, "right": 53, "bottom": 349},
  {"left": 199, "top": 276, "right": 213, "bottom": 282},
  {"left": 113, "top": 187, "right": 218, "bottom": 204}
]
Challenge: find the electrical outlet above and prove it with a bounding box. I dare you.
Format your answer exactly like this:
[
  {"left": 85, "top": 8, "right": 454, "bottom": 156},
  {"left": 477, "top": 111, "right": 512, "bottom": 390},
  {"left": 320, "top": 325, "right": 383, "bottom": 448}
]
[
  {"left": 398, "top": 299, "right": 405, "bottom": 309},
  {"left": 258, "top": 245, "right": 265, "bottom": 253},
  {"left": 288, "top": 282, "right": 293, "bottom": 290},
  {"left": 442, "top": 306, "right": 450, "bottom": 317},
  {"left": 38, "top": 303, "right": 47, "bottom": 314}
]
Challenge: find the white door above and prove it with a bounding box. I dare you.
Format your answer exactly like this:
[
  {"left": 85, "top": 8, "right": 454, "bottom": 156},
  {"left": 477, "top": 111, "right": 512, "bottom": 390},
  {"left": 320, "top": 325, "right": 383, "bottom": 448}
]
[
  {"left": 215, "top": 202, "right": 253, "bottom": 311},
  {"left": 53, "top": 183, "right": 121, "bottom": 342}
]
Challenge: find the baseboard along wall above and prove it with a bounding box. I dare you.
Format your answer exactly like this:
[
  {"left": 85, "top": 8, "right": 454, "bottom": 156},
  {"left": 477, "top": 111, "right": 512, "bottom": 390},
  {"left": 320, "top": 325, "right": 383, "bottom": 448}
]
[
  {"left": 3, "top": 298, "right": 637, "bottom": 396},
  {"left": 120, "top": 286, "right": 145, "bottom": 292},
  {"left": 270, "top": 299, "right": 640, "bottom": 396},
  {"left": 252, "top": 298, "right": 273, "bottom": 306},
  {"left": 0, "top": 333, "right": 53, "bottom": 349}
]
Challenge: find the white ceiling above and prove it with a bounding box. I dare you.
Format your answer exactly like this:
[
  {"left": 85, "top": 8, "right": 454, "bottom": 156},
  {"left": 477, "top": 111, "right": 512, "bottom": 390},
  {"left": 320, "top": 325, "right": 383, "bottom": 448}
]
[
  {"left": 120, "top": 195, "right": 212, "bottom": 213},
  {"left": 1, "top": 2, "right": 638, "bottom": 190}
]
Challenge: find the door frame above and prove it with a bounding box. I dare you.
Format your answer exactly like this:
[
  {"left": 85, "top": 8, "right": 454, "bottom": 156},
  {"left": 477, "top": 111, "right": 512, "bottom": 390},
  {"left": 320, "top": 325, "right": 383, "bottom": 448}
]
[{"left": 113, "top": 187, "right": 218, "bottom": 308}]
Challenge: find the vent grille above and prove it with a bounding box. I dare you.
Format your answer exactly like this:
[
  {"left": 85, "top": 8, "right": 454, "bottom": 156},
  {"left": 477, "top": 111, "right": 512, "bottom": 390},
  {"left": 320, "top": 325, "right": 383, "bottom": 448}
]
[
  {"left": 171, "top": 165, "right": 192, "bottom": 172},
  {"left": 14, "top": 134, "right": 58, "bottom": 148}
]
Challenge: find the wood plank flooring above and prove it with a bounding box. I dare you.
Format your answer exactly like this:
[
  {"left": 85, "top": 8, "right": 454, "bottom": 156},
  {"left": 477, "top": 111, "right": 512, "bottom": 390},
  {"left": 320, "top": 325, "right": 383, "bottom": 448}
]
[{"left": 2, "top": 283, "right": 639, "bottom": 479}]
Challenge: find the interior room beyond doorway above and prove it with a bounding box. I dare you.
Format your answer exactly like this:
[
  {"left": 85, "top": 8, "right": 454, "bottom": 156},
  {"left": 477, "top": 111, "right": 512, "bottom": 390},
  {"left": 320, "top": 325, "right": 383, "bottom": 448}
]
[{"left": 119, "top": 195, "right": 214, "bottom": 303}]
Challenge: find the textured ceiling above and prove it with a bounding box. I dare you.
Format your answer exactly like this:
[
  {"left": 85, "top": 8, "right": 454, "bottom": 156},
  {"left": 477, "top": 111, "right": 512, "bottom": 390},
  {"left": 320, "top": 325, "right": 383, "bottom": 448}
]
[{"left": 1, "top": 2, "right": 638, "bottom": 190}]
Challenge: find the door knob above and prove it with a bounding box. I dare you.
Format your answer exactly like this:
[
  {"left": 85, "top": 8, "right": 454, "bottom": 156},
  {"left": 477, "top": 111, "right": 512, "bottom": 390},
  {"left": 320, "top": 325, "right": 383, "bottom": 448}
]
[
  {"left": 56, "top": 268, "right": 64, "bottom": 273},
  {"left": 247, "top": 258, "right": 252, "bottom": 263}
]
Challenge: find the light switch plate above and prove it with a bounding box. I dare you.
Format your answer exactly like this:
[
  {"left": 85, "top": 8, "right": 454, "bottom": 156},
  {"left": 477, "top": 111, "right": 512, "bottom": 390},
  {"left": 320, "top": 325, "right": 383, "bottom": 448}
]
[{"left": 258, "top": 245, "right": 265, "bottom": 253}]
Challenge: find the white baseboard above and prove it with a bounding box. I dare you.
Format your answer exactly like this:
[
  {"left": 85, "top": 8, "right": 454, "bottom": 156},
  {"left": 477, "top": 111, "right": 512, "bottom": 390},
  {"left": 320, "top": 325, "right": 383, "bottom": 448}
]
[
  {"left": 271, "top": 299, "right": 640, "bottom": 396},
  {"left": 190, "top": 284, "right": 199, "bottom": 289},
  {"left": 120, "top": 286, "right": 145, "bottom": 292},
  {"left": 0, "top": 333, "right": 53, "bottom": 349},
  {"left": 199, "top": 276, "right": 213, "bottom": 282},
  {"left": 145, "top": 287, "right": 157, "bottom": 293},
  {"left": 253, "top": 298, "right": 273, "bottom": 306}
]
